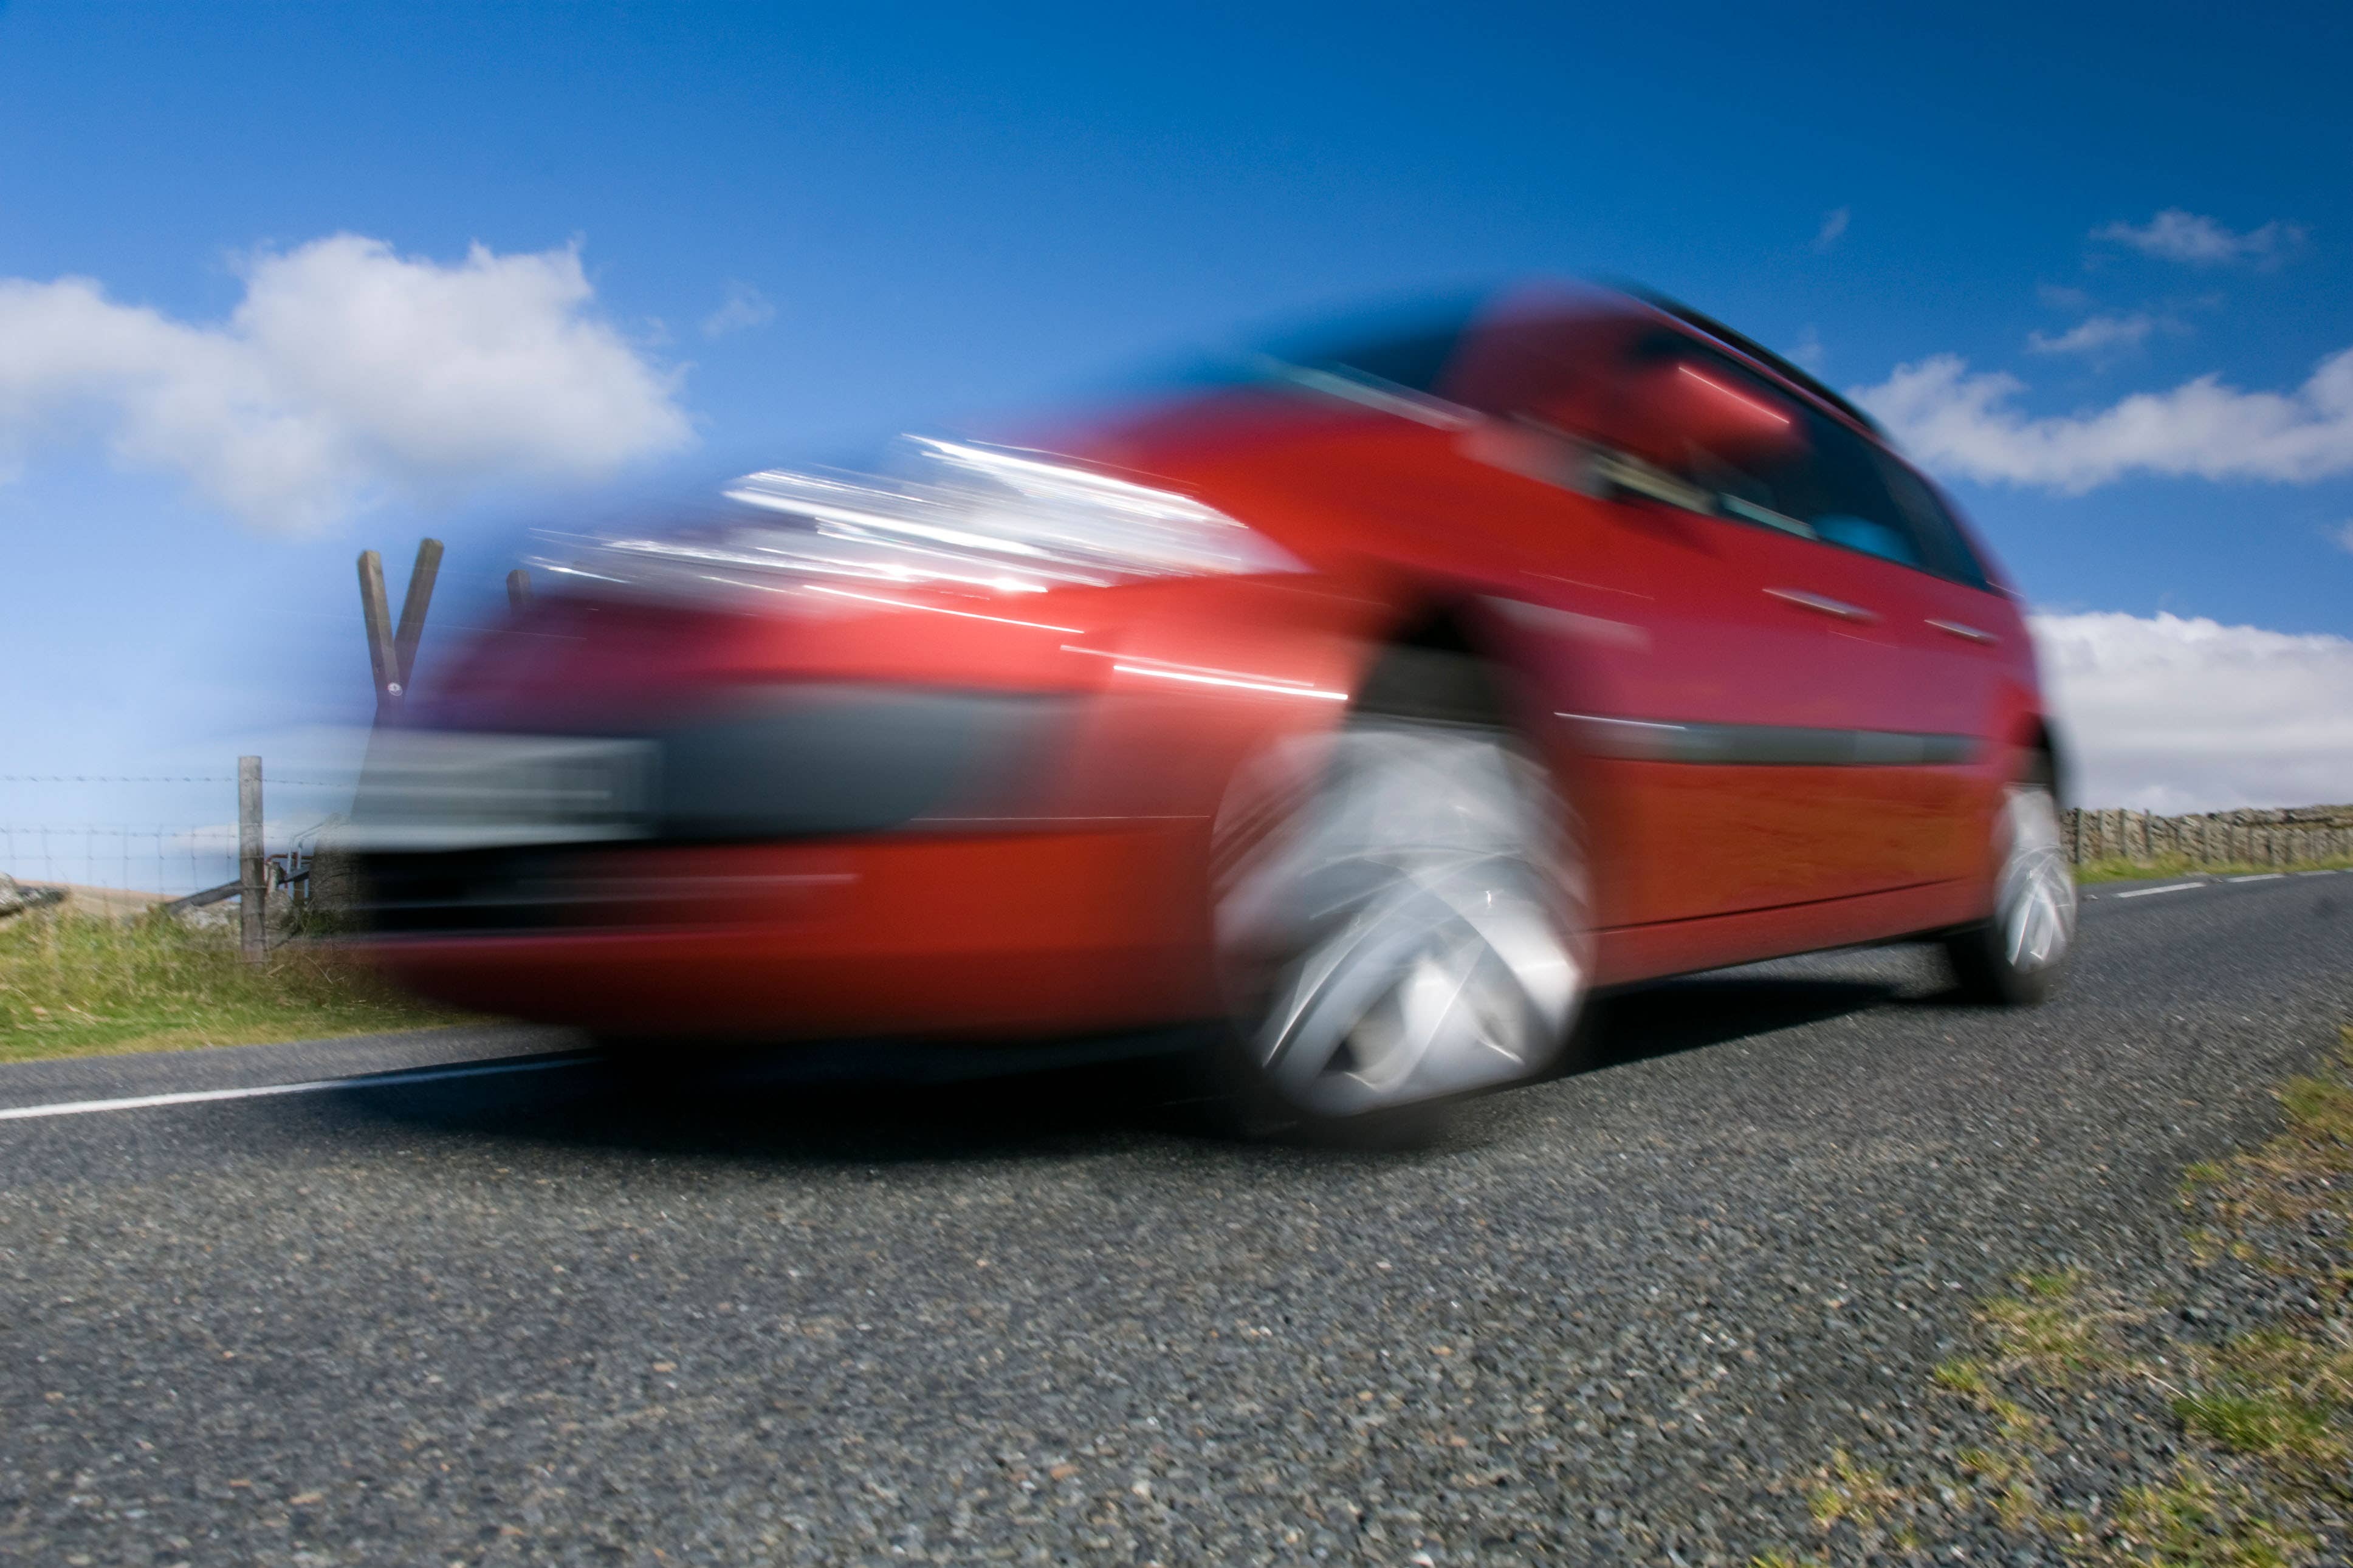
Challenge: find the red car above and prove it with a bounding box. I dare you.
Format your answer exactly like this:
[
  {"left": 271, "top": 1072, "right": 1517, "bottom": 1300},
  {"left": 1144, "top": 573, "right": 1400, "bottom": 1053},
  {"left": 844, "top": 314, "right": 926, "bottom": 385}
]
[{"left": 351, "top": 284, "right": 2076, "bottom": 1135}]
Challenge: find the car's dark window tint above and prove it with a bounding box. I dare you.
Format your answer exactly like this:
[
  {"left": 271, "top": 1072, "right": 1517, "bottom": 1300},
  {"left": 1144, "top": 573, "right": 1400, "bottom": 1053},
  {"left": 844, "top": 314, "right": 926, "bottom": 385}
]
[
  {"left": 1877, "top": 455, "right": 1991, "bottom": 588},
  {"left": 1629, "top": 335, "right": 1926, "bottom": 571},
  {"left": 1796, "top": 413, "right": 1925, "bottom": 569}
]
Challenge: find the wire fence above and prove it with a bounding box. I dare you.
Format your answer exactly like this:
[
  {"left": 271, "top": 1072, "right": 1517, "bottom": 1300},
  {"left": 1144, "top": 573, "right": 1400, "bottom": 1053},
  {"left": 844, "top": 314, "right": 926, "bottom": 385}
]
[
  {"left": 0, "top": 768, "right": 357, "bottom": 1032},
  {"left": 1, "top": 769, "right": 347, "bottom": 902},
  {"left": 1, "top": 826, "right": 242, "bottom": 906}
]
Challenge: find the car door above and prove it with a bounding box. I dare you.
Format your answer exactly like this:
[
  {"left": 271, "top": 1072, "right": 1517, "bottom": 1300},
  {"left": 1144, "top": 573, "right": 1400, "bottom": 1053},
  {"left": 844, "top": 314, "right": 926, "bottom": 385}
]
[
  {"left": 1460, "top": 327, "right": 1970, "bottom": 921},
  {"left": 1688, "top": 402, "right": 1999, "bottom": 895},
  {"left": 1869, "top": 452, "right": 2019, "bottom": 882}
]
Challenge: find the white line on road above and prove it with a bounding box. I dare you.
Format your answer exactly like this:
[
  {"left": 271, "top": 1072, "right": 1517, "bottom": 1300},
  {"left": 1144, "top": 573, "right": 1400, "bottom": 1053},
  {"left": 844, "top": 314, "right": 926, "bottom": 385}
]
[
  {"left": 2227, "top": 873, "right": 2286, "bottom": 883},
  {"left": 2112, "top": 882, "right": 2206, "bottom": 899},
  {"left": 0, "top": 1056, "right": 588, "bottom": 1125}
]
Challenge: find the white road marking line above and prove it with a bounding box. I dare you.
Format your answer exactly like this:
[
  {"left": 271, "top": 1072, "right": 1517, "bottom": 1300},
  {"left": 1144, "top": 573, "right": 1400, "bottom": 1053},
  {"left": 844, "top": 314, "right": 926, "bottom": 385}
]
[
  {"left": 2227, "top": 873, "right": 2286, "bottom": 883},
  {"left": 2112, "top": 882, "right": 2205, "bottom": 899},
  {"left": 0, "top": 1056, "right": 586, "bottom": 1124}
]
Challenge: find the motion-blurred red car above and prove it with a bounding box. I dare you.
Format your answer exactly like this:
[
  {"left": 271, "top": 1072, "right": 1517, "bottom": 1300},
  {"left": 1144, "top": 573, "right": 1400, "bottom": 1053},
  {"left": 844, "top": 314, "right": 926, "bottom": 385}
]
[{"left": 350, "top": 285, "right": 2075, "bottom": 1134}]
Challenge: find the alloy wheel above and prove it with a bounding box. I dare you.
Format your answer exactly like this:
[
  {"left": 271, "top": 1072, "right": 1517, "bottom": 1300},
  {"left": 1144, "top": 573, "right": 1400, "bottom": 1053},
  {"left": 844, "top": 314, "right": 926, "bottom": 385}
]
[
  {"left": 1996, "top": 783, "right": 2076, "bottom": 973},
  {"left": 1212, "top": 719, "right": 1587, "bottom": 1121}
]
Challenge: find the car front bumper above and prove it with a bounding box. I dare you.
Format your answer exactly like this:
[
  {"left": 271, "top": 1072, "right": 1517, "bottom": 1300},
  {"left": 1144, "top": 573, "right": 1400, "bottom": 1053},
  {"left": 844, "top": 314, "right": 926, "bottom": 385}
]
[{"left": 354, "top": 824, "right": 1220, "bottom": 1041}]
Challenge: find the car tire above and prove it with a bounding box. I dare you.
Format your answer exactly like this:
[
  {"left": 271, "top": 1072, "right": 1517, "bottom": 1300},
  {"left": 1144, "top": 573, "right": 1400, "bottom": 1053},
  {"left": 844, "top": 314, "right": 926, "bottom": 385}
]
[
  {"left": 1201, "top": 648, "right": 1590, "bottom": 1143},
  {"left": 1941, "top": 765, "right": 2076, "bottom": 1005}
]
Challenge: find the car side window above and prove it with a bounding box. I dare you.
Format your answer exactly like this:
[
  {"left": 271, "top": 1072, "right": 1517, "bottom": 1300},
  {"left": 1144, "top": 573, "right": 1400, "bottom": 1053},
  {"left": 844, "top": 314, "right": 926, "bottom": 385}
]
[
  {"left": 1876, "top": 454, "right": 1992, "bottom": 589},
  {"left": 1615, "top": 335, "right": 1943, "bottom": 572},
  {"left": 1793, "top": 413, "right": 1926, "bottom": 570}
]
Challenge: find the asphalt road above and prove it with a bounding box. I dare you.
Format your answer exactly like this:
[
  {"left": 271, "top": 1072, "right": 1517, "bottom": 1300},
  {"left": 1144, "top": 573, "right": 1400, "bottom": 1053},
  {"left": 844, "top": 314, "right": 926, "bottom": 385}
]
[{"left": 1, "top": 871, "right": 2346, "bottom": 1567}]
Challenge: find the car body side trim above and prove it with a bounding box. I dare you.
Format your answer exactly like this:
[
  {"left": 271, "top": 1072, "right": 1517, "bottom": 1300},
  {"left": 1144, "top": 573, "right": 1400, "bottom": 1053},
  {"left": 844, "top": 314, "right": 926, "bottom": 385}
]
[
  {"left": 1591, "top": 874, "right": 1954, "bottom": 935},
  {"left": 1558, "top": 711, "right": 1979, "bottom": 766}
]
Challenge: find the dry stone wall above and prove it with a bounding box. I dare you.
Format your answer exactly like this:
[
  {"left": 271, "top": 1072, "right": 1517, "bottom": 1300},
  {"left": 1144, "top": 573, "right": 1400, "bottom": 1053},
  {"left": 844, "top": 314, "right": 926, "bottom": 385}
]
[{"left": 2061, "top": 804, "right": 2353, "bottom": 867}]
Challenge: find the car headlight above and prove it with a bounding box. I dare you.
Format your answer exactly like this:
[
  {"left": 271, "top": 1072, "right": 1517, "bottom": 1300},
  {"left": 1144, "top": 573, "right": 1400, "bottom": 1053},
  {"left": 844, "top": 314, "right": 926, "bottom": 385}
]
[{"left": 534, "top": 436, "right": 1304, "bottom": 603}]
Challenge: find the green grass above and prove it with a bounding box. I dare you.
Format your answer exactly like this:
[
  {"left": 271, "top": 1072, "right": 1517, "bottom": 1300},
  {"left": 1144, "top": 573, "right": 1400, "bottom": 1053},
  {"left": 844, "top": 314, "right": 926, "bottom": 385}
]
[
  {"left": 2072, "top": 853, "right": 2353, "bottom": 885},
  {"left": 0, "top": 909, "right": 470, "bottom": 1062},
  {"left": 2174, "top": 1389, "right": 2343, "bottom": 1471},
  {"left": 1756, "top": 1028, "right": 2353, "bottom": 1566}
]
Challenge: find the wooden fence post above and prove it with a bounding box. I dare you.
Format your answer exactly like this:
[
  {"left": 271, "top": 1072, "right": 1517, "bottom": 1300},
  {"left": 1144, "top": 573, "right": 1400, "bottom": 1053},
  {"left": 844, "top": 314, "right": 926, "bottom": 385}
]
[
  {"left": 357, "top": 550, "right": 403, "bottom": 724},
  {"left": 391, "top": 538, "right": 444, "bottom": 696},
  {"left": 358, "top": 539, "right": 443, "bottom": 725},
  {"left": 238, "top": 756, "right": 265, "bottom": 964}
]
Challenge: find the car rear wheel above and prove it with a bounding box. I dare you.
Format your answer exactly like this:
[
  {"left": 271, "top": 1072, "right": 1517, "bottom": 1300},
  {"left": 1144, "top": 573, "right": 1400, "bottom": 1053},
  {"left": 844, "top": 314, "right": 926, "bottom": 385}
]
[
  {"left": 1942, "top": 772, "right": 2076, "bottom": 1005},
  {"left": 1204, "top": 651, "right": 1589, "bottom": 1142}
]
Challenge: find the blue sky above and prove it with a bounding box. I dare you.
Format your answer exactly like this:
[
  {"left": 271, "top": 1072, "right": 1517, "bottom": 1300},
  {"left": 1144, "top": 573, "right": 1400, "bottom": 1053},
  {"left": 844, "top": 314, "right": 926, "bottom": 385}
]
[{"left": 5, "top": 1, "right": 2352, "bottom": 874}]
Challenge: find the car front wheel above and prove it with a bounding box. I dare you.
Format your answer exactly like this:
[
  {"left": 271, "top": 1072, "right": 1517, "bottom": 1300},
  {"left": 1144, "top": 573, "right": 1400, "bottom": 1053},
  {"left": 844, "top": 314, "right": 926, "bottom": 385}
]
[{"left": 1205, "top": 652, "right": 1589, "bottom": 1140}]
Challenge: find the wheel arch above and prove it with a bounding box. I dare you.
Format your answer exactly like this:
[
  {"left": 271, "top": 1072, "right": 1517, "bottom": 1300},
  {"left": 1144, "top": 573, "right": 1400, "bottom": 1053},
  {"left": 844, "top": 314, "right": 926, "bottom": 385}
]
[
  {"left": 1353, "top": 597, "right": 1536, "bottom": 727},
  {"left": 2018, "top": 713, "right": 2069, "bottom": 804}
]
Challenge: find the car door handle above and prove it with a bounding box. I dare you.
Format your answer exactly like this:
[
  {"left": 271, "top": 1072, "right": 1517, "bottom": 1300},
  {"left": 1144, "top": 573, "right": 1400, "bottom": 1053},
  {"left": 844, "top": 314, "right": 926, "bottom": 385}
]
[
  {"left": 1926, "top": 618, "right": 1999, "bottom": 645},
  {"left": 1764, "top": 587, "right": 1877, "bottom": 623}
]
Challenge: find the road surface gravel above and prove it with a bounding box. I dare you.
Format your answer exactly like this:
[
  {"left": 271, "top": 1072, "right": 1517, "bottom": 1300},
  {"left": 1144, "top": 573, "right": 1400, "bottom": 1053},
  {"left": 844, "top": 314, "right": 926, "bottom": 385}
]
[{"left": 0, "top": 871, "right": 2345, "bottom": 1565}]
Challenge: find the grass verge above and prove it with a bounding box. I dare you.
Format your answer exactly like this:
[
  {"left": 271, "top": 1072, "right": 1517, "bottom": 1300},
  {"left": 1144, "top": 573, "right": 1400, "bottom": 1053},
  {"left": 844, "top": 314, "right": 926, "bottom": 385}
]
[
  {"left": 1757, "top": 1027, "right": 2353, "bottom": 1566},
  {"left": 0, "top": 910, "right": 472, "bottom": 1063},
  {"left": 2073, "top": 854, "right": 2353, "bottom": 885}
]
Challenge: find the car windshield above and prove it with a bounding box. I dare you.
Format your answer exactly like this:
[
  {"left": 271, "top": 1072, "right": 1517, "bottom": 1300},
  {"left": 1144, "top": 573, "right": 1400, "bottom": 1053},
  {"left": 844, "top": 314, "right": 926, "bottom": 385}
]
[{"left": 1254, "top": 296, "right": 1486, "bottom": 397}]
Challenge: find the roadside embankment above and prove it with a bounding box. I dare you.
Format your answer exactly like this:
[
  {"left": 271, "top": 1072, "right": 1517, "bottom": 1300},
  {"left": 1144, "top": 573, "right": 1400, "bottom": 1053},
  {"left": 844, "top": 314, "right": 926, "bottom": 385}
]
[
  {"left": 0, "top": 908, "right": 469, "bottom": 1061},
  {"left": 1760, "top": 1028, "right": 2353, "bottom": 1567}
]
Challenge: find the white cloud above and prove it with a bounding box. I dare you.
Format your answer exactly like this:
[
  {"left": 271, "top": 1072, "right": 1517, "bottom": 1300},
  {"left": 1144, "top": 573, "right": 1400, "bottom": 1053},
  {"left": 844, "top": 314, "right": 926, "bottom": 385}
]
[
  {"left": 1812, "top": 207, "right": 1849, "bottom": 252},
  {"left": 2037, "top": 282, "right": 2094, "bottom": 312},
  {"left": 1853, "top": 346, "right": 2353, "bottom": 491},
  {"left": 0, "top": 235, "right": 693, "bottom": 532},
  {"left": 2032, "top": 610, "right": 2353, "bottom": 812},
  {"left": 2026, "top": 312, "right": 2154, "bottom": 356},
  {"left": 701, "top": 281, "right": 776, "bottom": 339},
  {"left": 1790, "top": 325, "right": 1826, "bottom": 371},
  {"left": 2092, "top": 208, "right": 2304, "bottom": 267},
  {"left": 2334, "top": 519, "right": 2353, "bottom": 556}
]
